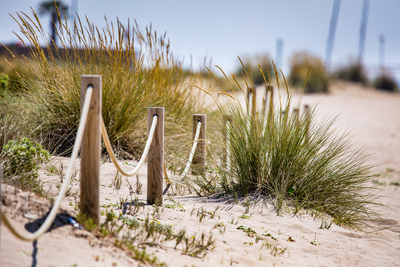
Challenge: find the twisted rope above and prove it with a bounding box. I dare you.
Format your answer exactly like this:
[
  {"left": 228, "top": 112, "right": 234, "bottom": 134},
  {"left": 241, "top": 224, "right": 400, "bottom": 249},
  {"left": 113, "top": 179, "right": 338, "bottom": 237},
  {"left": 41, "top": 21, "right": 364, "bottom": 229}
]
[
  {"left": 1, "top": 86, "right": 94, "bottom": 241},
  {"left": 179, "top": 120, "right": 202, "bottom": 179},
  {"left": 101, "top": 115, "right": 158, "bottom": 177},
  {"left": 163, "top": 120, "right": 202, "bottom": 195}
]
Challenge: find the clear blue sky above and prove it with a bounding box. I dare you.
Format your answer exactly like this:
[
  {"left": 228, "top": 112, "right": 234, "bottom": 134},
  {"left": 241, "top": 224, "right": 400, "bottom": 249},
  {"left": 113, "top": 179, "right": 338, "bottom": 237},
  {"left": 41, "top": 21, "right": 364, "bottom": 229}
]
[{"left": 1, "top": 0, "right": 399, "bottom": 81}]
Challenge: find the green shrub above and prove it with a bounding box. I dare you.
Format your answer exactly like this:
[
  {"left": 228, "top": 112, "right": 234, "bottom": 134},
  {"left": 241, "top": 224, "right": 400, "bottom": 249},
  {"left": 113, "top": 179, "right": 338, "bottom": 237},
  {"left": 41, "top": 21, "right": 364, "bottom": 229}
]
[
  {"left": 334, "top": 61, "right": 369, "bottom": 85},
  {"left": 2, "top": 138, "right": 50, "bottom": 194},
  {"left": 288, "top": 52, "right": 329, "bottom": 93},
  {"left": 373, "top": 73, "right": 399, "bottom": 92}
]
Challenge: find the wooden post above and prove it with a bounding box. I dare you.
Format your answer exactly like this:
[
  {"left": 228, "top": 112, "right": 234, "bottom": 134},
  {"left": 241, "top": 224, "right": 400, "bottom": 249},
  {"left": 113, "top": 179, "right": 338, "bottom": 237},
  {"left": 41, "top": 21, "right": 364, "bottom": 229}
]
[
  {"left": 147, "top": 107, "right": 164, "bottom": 206},
  {"left": 80, "top": 75, "right": 102, "bottom": 224},
  {"left": 268, "top": 85, "right": 274, "bottom": 121},
  {"left": 222, "top": 115, "right": 231, "bottom": 169},
  {"left": 304, "top": 104, "right": 310, "bottom": 143},
  {"left": 192, "top": 114, "right": 206, "bottom": 176},
  {"left": 262, "top": 85, "right": 269, "bottom": 118},
  {"left": 247, "top": 86, "right": 257, "bottom": 120}
]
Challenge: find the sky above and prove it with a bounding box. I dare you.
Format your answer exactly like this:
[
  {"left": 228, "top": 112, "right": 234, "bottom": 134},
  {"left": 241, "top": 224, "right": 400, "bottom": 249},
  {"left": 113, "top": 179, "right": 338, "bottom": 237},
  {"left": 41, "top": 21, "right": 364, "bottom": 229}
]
[{"left": 1, "top": 0, "right": 400, "bottom": 82}]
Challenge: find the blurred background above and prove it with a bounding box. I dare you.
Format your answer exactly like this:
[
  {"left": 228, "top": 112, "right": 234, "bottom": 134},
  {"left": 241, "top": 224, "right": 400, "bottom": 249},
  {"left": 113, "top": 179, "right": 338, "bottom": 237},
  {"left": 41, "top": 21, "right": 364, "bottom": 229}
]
[{"left": 1, "top": 0, "right": 399, "bottom": 88}]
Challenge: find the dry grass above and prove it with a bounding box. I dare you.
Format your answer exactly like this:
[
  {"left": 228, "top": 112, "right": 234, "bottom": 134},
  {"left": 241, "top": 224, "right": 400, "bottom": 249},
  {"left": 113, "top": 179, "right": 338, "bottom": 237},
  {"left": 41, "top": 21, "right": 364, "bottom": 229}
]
[{"left": 5, "top": 6, "right": 204, "bottom": 159}]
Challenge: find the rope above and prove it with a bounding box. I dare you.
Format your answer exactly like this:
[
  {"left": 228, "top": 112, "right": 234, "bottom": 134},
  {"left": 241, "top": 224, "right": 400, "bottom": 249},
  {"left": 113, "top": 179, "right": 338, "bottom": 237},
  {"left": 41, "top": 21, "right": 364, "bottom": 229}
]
[
  {"left": 1, "top": 86, "right": 94, "bottom": 241},
  {"left": 179, "top": 120, "right": 202, "bottom": 179},
  {"left": 163, "top": 120, "right": 202, "bottom": 195},
  {"left": 226, "top": 120, "right": 231, "bottom": 172},
  {"left": 101, "top": 115, "right": 158, "bottom": 177}
]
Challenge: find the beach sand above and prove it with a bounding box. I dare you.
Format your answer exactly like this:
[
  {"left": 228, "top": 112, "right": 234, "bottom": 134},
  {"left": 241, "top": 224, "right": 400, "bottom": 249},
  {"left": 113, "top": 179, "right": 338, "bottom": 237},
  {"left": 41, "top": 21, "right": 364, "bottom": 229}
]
[{"left": 1, "top": 81, "right": 400, "bottom": 266}]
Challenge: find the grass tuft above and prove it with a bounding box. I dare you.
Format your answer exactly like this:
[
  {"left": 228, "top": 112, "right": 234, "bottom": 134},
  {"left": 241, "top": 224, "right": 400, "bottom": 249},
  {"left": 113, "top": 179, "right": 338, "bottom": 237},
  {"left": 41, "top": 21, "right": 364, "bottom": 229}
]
[{"left": 189, "top": 59, "right": 380, "bottom": 230}]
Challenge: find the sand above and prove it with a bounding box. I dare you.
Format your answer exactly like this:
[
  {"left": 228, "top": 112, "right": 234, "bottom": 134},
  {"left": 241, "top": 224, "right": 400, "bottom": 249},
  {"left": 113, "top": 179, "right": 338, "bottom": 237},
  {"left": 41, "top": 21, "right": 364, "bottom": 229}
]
[{"left": 1, "top": 81, "right": 400, "bottom": 267}]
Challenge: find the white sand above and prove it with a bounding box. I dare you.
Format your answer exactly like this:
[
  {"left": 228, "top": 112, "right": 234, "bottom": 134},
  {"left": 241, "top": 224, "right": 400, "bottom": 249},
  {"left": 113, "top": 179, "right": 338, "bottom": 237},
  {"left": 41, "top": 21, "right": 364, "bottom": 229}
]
[{"left": 1, "top": 81, "right": 400, "bottom": 266}]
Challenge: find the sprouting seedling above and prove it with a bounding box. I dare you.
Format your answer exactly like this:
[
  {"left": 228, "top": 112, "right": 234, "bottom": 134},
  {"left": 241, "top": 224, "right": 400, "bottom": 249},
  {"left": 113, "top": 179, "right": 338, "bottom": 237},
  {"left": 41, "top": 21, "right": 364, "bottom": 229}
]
[
  {"left": 241, "top": 200, "right": 250, "bottom": 213},
  {"left": 310, "top": 233, "right": 321, "bottom": 246},
  {"left": 112, "top": 171, "right": 122, "bottom": 191},
  {"left": 135, "top": 174, "right": 143, "bottom": 194}
]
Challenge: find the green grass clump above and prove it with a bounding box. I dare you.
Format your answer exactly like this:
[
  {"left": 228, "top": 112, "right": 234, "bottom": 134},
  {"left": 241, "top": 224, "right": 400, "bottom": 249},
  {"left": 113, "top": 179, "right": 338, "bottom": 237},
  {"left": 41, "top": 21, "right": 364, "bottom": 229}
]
[
  {"left": 192, "top": 61, "right": 379, "bottom": 230},
  {"left": 288, "top": 51, "right": 329, "bottom": 93},
  {"left": 6, "top": 7, "right": 201, "bottom": 157},
  {"left": 334, "top": 61, "right": 369, "bottom": 85},
  {"left": 373, "top": 72, "right": 399, "bottom": 92}
]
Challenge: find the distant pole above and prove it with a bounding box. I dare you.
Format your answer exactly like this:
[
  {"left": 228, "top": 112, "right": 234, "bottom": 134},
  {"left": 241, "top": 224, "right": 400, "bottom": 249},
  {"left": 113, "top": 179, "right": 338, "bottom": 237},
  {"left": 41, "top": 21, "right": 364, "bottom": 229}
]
[
  {"left": 80, "top": 75, "right": 102, "bottom": 224},
  {"left": 71, "top": 0, "right": 78, "bottom": 20},
  {"left": 358, "top": 0, "right": 370, "bottom": 64},
  {"left": 192, "top": 114, "right": 206, "bottom": 176},
  {"left": 325, "top": 0, "right": 341, "bottom": 72},
  {"left": 147, "top": 107, "right": 164, "bottom": 206}
]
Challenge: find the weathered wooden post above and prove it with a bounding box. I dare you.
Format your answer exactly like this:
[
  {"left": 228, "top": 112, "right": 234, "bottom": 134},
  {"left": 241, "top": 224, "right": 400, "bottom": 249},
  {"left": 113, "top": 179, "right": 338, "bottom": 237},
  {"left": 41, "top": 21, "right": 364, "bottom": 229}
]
[
  {"left": 147, "top": 107, "right": 164, "bottom": 205},
  {"left": 80, "top": 75, "right": 102, "bottom": 224},
  {"left": 222, "top": 115, "right": 231, "bottom": 170},
  {"left": 262, "top": 85, "right": 269, "bottom": 118},
  {"left": 304, "top": 104, "right": 310, "bottom": 143},
  {"left": 247, "top": 86, "right": 257, "bottom": 120},
  {"left": 192, "top": 114, "right": 206, "bottom": 176}
]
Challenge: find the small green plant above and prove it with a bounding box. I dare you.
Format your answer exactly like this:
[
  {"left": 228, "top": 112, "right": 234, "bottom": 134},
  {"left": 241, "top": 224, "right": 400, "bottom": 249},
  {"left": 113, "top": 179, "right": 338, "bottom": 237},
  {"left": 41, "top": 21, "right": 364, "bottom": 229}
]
[
  {"left": 112, "top": 171, "right": 122, "bottom": 192},
  {"left": 241, "top": 200, "right": 250, "bottom": 213},
  {"left": 262, "top": 232, "right": 278, "bottom": 241},
  {"left": 2, "top": 138, "right": 50, "bottom": 194},
  {"left": 261, "top": 241, "right": 287, "bottom": 256},
  {"left": 135, "top": 175, "right": 143, "bottom": 194},
  {"left": 164, "top": 199, "right": 185, "bottom": 211},
  {"left": 310, "top": 233, "right": 321, "bottom": 246},
  {"left": 76, "top": 212, "right": 97, "bottom": 232},
  {"left": 151, "top": 204, "right": 164, "bottom": 219},
  {"left": 237, "top": 225, "right": 257, "bottom": 237},
  {"left": 196, "top": 207, "right": 207, "bottom": 222},
  {"left": 239, "top": 214, "right": 251, "bottom": 219},
  {"left": 214, "top": 222, "right": 226, "bottom": 234},
  {"left": 320, "top": 220, "right": 333, "bottom": 229}
]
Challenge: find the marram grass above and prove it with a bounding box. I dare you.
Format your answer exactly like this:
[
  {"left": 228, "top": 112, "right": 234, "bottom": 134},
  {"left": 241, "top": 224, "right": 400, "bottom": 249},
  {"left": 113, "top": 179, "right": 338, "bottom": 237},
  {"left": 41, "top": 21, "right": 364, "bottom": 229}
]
[
  {"left": 5, "top": 7, "right": 202, "bottom": 157},
  {"left": 188, "top": 62, "right": 380, "bottom": 230}
]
